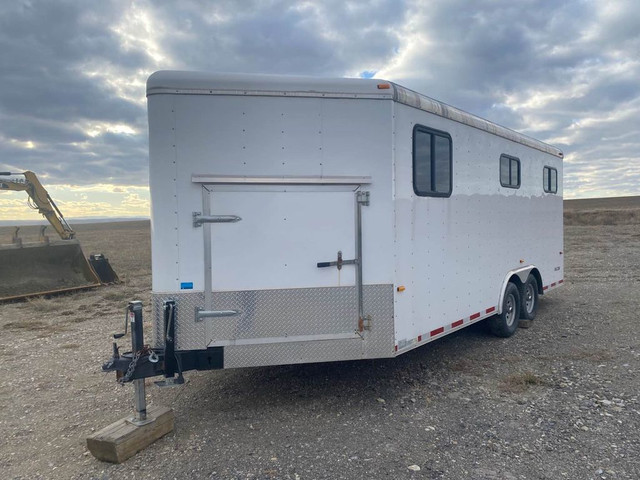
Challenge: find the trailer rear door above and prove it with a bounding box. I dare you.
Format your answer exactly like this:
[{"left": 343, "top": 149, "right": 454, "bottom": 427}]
[
  {"left": 208, "top": 185, "right": 358, "bottom": 290},
  {"left": 192, "top": 175, "right": 371, "bottom": 347}
]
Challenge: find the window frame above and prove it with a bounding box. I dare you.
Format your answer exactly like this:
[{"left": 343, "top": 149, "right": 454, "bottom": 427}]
[
  {"left": 499, "top": 154, "right": 521, "bottom": 189},
  {"left": 412, "top": 124, "right": 453, "bottom": 198},
  {"left": 543, "top": 166, "right": 558, "bottom": 193}
]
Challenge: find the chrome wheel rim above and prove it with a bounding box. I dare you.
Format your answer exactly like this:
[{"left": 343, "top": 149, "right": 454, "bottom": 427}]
[
  {"left": 525, "top": 283, "right": 535, "bottom": 314},
  {"left": 505, "top": 293, "right": 516, "bottom": 327}
]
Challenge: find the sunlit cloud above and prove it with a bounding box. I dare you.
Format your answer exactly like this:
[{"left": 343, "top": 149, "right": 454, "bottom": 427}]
[
  {"left": 82, "top": 122, "right": 139, "bottom": 138},
  {"left": 9, "top": 139, "right": 37, "bottom": 149},
  {"left": 0, "top": 183, "right": 150, "bottom": 221}
]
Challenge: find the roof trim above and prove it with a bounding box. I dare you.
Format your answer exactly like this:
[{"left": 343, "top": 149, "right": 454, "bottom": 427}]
[
  {"left": 147, "top": 71, "right": 563, "bottom": 159},
  {"left": 392, "top": 85, "right": 563, "bottom": 158},
  {"left": 192, "top": 174, "right": 372, "bottom": 185}
]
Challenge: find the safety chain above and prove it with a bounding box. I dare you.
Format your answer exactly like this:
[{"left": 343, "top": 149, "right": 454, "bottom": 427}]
[{"left": 118, "top": 345, "right": 151, "bottom": 384}]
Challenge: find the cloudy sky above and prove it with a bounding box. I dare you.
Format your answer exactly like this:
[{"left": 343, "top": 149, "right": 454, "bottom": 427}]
[{"left": 1, "top": 0, "right": 638, "bottom": 220}]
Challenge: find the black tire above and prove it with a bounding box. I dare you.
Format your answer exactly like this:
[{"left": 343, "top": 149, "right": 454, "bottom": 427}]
[
  {"left": 489, "top": 282, "right": 520, "bottom": 337},
  {"left": 519, "top": 274, "right": 539, "bottom": 321}
]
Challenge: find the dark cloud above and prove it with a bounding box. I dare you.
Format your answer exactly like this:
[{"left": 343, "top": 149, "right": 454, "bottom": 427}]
[
  {"left": 0, "top": 0, "right": 638, "bottom": 198},
  {"left": 377, "top": 0, "right": 640, "bottom": 197}
]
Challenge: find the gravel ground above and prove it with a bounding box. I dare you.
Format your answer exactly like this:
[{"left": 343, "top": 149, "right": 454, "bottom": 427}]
[{"left": 0, "top": 220, "right": 639, "bottom": 479}]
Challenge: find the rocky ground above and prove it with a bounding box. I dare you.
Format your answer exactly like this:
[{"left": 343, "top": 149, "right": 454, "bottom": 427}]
[{"left": 0, "top": 211, "right": 639, "bottom": 479}]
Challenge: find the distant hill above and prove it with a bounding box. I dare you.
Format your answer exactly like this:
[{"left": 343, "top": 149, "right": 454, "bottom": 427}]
[
  {"left": 564, "top": 195, "right": 640, "bottom": 211},
  {"left": 0, "top": 217, "right": 148, "bottom": 227},
  {"left": 564, "top": 195, "right": 640, "bottom": 225}
]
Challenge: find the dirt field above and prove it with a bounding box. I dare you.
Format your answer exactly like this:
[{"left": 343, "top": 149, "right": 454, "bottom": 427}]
[{"left": 1, "top": 198, "right": 639, "bottom": 479}]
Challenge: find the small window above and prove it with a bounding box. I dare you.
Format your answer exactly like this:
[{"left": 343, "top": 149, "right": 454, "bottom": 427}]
[
  {"left": 543, "top": 166, "right": 558, "bottom": 193},
  {"left": 413, "top": 125, "right": 452, "bottom": 197},
  {"left": 500, "top": 154, "right": 520, "bottom": 188}
]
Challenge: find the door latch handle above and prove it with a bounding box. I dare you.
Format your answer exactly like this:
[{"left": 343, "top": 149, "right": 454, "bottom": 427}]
[{"left": 317, "top": 250, "right": 357, "bottom": 270}]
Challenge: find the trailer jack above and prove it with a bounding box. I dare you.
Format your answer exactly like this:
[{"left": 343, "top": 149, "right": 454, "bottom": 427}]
[
  {"left": 102, "top": 298, "right": 223, "bottom": 384},
  {"left": 91, "top": 300, "right": 225, "bottom": 462}
]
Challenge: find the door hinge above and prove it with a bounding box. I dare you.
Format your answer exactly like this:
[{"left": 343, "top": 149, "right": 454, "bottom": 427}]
[
  {"left": 358, "top": 315, "right": 372, "bottom": 332},
  {"left": 356, "top": 190, "right": 370, "bottom": 206}
]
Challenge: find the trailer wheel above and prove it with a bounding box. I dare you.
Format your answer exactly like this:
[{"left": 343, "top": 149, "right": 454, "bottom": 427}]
[
  {"left": 519, "top": 274, "right": 539, "bottom": 321},
  {"left": 489, "top": 282, "right": 520, "bottom": 337}
]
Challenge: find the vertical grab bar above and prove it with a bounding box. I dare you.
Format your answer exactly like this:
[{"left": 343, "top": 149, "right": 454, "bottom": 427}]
[
  {"left": 355, "top": 190, "right": 370, "bottom": 331},
  {"left": 202, "top": 187, "right": 213, "bottom": 313}
]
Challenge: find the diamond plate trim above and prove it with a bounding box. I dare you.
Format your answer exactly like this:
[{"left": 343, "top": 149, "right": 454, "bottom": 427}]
[{"left": 151, "top": 284, "right": 394, "bottom": 367}]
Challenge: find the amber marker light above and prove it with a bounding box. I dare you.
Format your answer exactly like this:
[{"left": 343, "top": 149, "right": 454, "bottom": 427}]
[
  {"left": 397, "top": 286, "right": 406, "bottom": 292},
  {"left": 377, "top": 83, "right": 391, "bottom": 89},
  {"left": 519, "top": 259, "right": 525, "bottom": 264}
]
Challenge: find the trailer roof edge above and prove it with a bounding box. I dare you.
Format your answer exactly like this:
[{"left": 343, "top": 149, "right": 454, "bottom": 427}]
[
  {"left": 390, "top": 84, "right": 563, "bottom": 158},
  {"left": 147, "top": 71, "right": 563, "bottom": 159}
]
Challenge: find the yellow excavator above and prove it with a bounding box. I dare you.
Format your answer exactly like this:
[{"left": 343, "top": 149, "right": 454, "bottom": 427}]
[{"left": 0, "top": 170, "right": 118, "bottom": 301}]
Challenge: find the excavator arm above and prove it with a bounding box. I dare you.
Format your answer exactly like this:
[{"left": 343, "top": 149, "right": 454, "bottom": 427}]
[
  {"left": 0, "top": 171, "right": 75, "bottom": 240},
  {"left": 0, "top": 169, "right": 119, "bottom": 301}
]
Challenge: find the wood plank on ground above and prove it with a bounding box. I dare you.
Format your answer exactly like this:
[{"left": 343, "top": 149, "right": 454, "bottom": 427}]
[{"left": 86, "top": 405, "right": 174, "bottom": 463}]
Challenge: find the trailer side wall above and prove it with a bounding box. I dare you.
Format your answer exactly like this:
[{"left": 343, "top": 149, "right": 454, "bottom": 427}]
[{"left": 392, "top": 103, "right": 563, "bottom": 352}]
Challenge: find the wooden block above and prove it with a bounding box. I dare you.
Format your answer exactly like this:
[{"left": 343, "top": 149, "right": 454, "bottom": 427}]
[{"left": 86, "top": 405, "right": 174, "bottom": 463}]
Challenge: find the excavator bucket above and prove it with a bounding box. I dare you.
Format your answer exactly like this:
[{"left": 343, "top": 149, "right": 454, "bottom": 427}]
[
  {"left": 88, "top": 253, "right": 120, "bottom": 284},
  {"left": 0, "top": 239, "right": 101, "bottom": 301}
]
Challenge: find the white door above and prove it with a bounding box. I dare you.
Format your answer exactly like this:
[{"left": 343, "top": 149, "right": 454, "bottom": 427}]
[{"left": 207, "top": 185, "right": 358, "bottom": 292}]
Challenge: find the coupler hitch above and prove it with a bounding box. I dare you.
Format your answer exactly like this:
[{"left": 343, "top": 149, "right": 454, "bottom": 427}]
[{"left": 102, "top": 299, "right": 223, "bottom": 399}]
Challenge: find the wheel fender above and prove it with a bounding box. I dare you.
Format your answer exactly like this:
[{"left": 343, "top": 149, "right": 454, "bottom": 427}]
[{"left": 497, "top": 265, "right": 536, "bottom": 314}]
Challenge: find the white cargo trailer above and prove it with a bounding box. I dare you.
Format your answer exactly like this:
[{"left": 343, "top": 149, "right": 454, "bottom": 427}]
[{"left": 105, "top": 71, "right": 564, "bottom": 388}]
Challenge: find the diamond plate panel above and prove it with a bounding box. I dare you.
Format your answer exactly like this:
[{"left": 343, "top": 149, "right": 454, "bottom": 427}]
[
  {"left": 152, "top": 291, "right": 205, "bottom": 350},
  {"left": 224, "top": 338, "right": 363, "bottom": 368},
  {"left": 151, "top": 284, "right": 394, "bottom": 366}
]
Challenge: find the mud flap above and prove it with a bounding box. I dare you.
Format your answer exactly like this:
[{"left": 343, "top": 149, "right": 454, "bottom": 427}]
[{"left": 0, "top": 240, "right": 101, "bottom": 301}]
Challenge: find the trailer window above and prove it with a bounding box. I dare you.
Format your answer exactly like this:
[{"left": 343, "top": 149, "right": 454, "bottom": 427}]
[
  {"left": 500, "top": 154, "right": 520, "bottom": 189},
  {"left": 413, "top": 125, "right": 452, "bottom": 197},
  {"left": 543, "top": 166, "right": 558, "bottom": 193}
]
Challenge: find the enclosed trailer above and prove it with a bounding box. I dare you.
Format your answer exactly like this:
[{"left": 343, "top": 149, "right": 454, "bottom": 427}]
[{"left": 104, "top": 71, "right": 563, "bottom": 387}]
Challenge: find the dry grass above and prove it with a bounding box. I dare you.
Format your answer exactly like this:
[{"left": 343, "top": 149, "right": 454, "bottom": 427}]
[
  {"left": 101, "top": 288, "right": 137, "bottom": 302},
  {"left": 499, "top": 371, "right": 549, "bottom": 393},
  {"left": 564, "top": 196, "right": 640, "bottom": 225},
  {"left": 4, "top": 319, "right": 49, "bottom": 331},
  {"left": 25, "top": 296, "right": 62, "bottom": 313},
  {"left": 563, "top": 347, "right": 613, "bottom": 362},
  {"left": 564, "top": 209, "right": 640, "bottom": 226},
  {"left": 449, "top": 359, "right": 489, "bottom": 375}
]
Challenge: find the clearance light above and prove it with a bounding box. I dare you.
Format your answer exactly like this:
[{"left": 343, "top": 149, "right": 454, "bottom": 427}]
[
  {"left": 519, "top": 259, "right": 525, "bottom": 264},
  {"left": 377, "top": 83, "right": 391, "bottom": 89},
  {"left": 397, "top": 286, "right": 406, "bottom": 292}
]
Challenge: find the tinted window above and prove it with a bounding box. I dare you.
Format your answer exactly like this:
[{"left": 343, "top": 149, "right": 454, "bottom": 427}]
[
  {"left": 500, "top": 154, "right": 520, "bottom": 188},
  {"left": 544, "top": 166, "right": 558, "bottom": 193},
  {"left": 413, "top": 125, "right": 452, "bottom": 197},
  {"left": 414, "top": 130, "right": 432, "bottom": 194}
]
